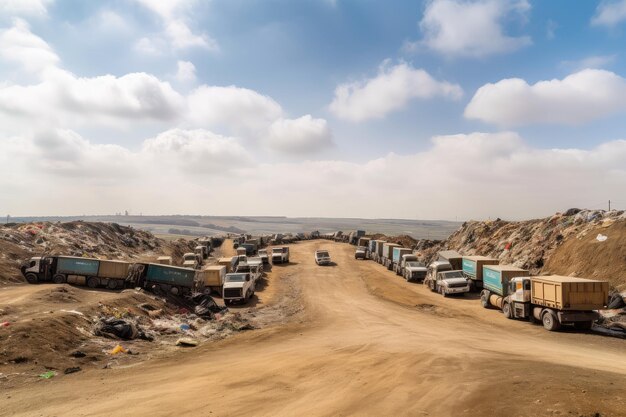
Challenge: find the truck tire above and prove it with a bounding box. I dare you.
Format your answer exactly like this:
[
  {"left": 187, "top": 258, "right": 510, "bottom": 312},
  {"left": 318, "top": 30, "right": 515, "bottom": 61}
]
[
  {"left": 25, "top": 273, "right": 39, "bottom": 284},
  {"left": 480, "top": 290, "right": 490, "bottom": 308},
  {"left": 53, "top": 274, "right": 67, "bottom": 284},
  {"left": 170, "top": 286, "right": 180, "bottom": 296},
  {"left": 107, "top": 279, "right": 118, "bottom": 290},
  {"left": 86, "top": 276, "right": 99, "bottom": 288},
  {"left": 502, "top": 302, "right": 512, "bottom": 319},
  {"left": 542, "top": 310, "right": 561, "bottom": 331},
  {"left": 574, "top": 321, "right": 593, "bottom": 331}
]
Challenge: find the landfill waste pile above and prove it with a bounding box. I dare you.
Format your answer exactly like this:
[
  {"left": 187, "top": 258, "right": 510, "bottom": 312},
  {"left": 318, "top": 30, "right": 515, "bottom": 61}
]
[{"left": 0, "top": 221, "right": 197, "bottom": 284}]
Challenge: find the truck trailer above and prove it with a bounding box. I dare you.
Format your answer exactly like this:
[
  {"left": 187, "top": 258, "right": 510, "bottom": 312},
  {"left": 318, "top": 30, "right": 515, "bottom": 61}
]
[
  {"left": 381, "top": 243, "right": 400, "bottom": 268},
  {"left": 197, "top": 265, "right": 226, "bottom": 295},
  {"left": 391, "top": 248, "right": 413, "bottom": 274},
  {"left": 499, "top": 275, "right": 609, "bottom": 331},
  {"left": 480, "top": 264, "right": 529, "bottom": 308},
  {"left": 437, "top": 250, "right": 463, "bottom": 270},
  {"left": 462, "top": 256, "right": 499, "bottom": 290},
  {"left": 136, "top": 263, "right": 197, "bottom": 296},
  {"left": 371, "top": 240, "right": 386, "bottom": 262}
]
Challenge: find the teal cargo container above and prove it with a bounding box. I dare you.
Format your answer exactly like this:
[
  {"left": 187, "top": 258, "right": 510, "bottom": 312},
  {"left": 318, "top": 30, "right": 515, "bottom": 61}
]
[
  {"left": 462, "top": 256, "right": 499, "bottom": 281},
  {"left": 392, "top": 247, "right": 412, "bottom": 263},
  {"left": 57, "top": 257, "right": 100, "bottom": 276},
  {"left": 145, "top": 264, "right": 196, "bottom": 288},
  {"left": 483, "top": 265, "right": 529, "bottom": 296}
]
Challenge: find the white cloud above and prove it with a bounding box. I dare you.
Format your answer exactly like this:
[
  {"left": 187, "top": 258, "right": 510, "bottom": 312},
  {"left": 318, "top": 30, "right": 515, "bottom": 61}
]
[
  {"left": 267, "top": 115, "right": 333, "bottom": 153},
  {"left": 134, "top": 0, "right": 218, "bottom": 52},
  {"left": 560, "top": 54, "right": 617, "bottom": 71},
  {"left": 0, "top": 0, "right": 53, "bottom": 18},
  {"left": 329, "top": 61, "right": 462, "bottom": 122},
  {"left": 187, "top": 85, "right": 283, "bottom": 133},
  {"left": 134, "top": 37, "right": 161, "bottom": 55},
  {"left": 175, "top": 60, "right": 196, "bottom": 83},
  {"left": 464, "top": 69, "right": 626, "bottom": 126},
  {"left": 592, "top": 0, "right": 626, "bottom": 27},
  {"left": 0, "top": 18, "right": 59, "bottom": 74},
  {"left": 415, "top": 0, "right": 531, "bottom": 57}
]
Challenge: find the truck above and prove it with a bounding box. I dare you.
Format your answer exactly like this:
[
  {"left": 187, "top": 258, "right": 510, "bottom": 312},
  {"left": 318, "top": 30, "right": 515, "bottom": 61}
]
[
  {"left": 381, "top": 243, "right": 401, "bottom": 269},
  {"left": 392, "top": 248, "right": 413, "bottom": 274},
  {"left": 21, "top": 256, "right": 131, "bottom": 289},
  {"left": 480, "top": 264, "right": 529, "bottom": 309},
  {"left": 432, "top": 270, "right": 471, "bottom": 297},
  {"left": 133, "top": 263, "right": 197, "bottom": 296},
  {"left": 182, "top": 252, "right": 202, "bottom": 269},
  {"left": 194, "top": 245, "right": 208, "bottom": 260},
  {"left": 240, "top": 243, "right": 257, "bottom": 256},
  {"left": 236, "top": 257, "right": 263, "bottom": 280},
  {"left": 271, "top": 247, "right": 290, "bottom": 264},
  {"left": 315, "top": 250, "right": 331, "bottom": 266},
  {"left": 257, "top": 248, "right": 269, "bottom": 264},
  {"left": 402, "top": 260, "right": 427, "bottom": 282},
  {"left": 370, "top": 240, "right": 386, "bottom": 262},
  {"left": 236, "top": 247, "right": 247, "bottom": 256},
  {"left": 349, "top": 230, "right": 366, "bottom": 245},
  {"left": 498, "top": 275, "right": 609, "bottom": 331},
  {"left": 196, "top": 265, "right": 226, "bottom": 295},
  {"left": 354, "top": 246, "right": 367, "bottom": 260},
  {"left": 222, "top": 272, "right": 255, "bottom": 305},
  {"left": 437, "top": 250, "right": 463, "bottom": 270},
  {"left": 156, "top": 256, "right": 173, "bottom": 265},
  {"left": 462, "top": 256, "right": 499, "bottom": 290},
  {"left": 424, "top": 261, "right": 453, "bottom": 291},
  {"left": 218, "top": 256, "right": 239, "bottom": 273}
]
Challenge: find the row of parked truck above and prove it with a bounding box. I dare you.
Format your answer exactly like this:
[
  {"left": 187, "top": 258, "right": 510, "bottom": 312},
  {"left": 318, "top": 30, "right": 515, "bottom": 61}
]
[{"left": 350, "top": 236, "right": 610, "bottom": 332}]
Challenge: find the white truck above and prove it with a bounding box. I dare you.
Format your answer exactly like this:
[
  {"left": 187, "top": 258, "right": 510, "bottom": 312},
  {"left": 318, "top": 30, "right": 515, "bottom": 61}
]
[
  {"left": 182, "top": 252, "right": 201, "bottom": 269},
  {"left": 271, "top": 247, "right": 290, "bottom": 264},
  {"left": 354, "top": 246, "right": 367, "bottom": 260},
  {"left": 257, "top": 249, "right": 269, "bottom": 264},
  {"left": 424, "top": 261, "right": 452, "bottom": 291},
  {"left": 315, "top": 250, "right": 331, "bottom": 266},
  {"left": 402, "top": 260, "right": 428, "bottom": 282},
  {"left": 431, "top": 270, "right": 470, "bottom": 297},
  {"left": 222, "top": 272, "right": 255, "bottom": 305}
]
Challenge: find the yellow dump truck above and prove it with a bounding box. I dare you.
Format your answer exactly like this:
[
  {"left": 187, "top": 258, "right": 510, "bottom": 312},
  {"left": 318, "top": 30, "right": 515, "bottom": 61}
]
[
  {"left": 500, "top": 275, "right": 609, "bottom": 331},
  {"left": 197, "top": 265, "right": 226, "bottom": 295},
  {"left": 218, "top": 256, "right": 238, "bottom": 273}
]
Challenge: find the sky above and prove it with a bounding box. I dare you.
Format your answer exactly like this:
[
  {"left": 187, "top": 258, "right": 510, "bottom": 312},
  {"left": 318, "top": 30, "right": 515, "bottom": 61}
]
[{"left": 1, "top": 0, "right": 626, "bottom": 221}]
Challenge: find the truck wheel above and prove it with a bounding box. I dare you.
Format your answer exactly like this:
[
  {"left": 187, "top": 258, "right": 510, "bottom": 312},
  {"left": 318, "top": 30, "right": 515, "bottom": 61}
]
[
  {"left": 53, "top": 274, "right": 67, "bottom": 284},
  {"left": 170, "top": 286, "right": 180, "bottom": 296},
  {"left": 107, "top": 279, "right": 118, "bottom": 290},
  {"left": 574, "top": 321, "right": 593, "bottom": 331},
  {"left": 480, "top": 290, "right": 490, "bottom": 308},
  {"left": 25, "top": 273, "right": 39, "bottom": 284},
  {"left": 542, "top": 310, "right": 561, "bottom": 331},
  {"left": 502, "top": 302, "right": 513, "bottom": 319},
  {"left": 86, "top": 276, "right": 99, "bottom": 288}
]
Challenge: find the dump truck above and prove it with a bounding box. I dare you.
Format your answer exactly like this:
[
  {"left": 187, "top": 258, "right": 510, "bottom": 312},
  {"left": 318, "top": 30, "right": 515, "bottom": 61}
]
[
  {"left": 381, "top": 243, "right": 401, "bottom": 269},
  {"left": 498, "top": 275, "right": 609, "bottom": 331},
  {"left": 218, "top": 256, "right": 239, "bottom": 273},
  {"left": 480, "top": 264, "right": 529, "bottom": 309},
  {"left": 271, "top": 247, "right": 290, "bottom": 264},
  {"left": 240, "top": 243, "right": 256, "bottom": 256},
  {"left": 21, "top": 256, "right": 131, "bottom": 289},
  {"left": 462, "top": 256, "right": 499, "bottom": 290},
  {"left": 370, "top": 240, "right": 386, "bottom": 262},
  {"left": 222, "top": 272, "right": 255, "bottom": 305},
  {"left": 156, "top": 256, "right": 172, "bottom": 265},
  {"left": 391, "top": 248, "right": 413, "bottom": 274},
  {"left": 197, "top": 265, "right": 226, "bottom": 295},
  {"left": 131, "top": 263, "right": 197, "bottom": 296},
  {"left": 437, "top": 250, "right": 463, "bottom": 270},
  {"left": 182, "top": 252, "right": 202, "bottom": 269}
]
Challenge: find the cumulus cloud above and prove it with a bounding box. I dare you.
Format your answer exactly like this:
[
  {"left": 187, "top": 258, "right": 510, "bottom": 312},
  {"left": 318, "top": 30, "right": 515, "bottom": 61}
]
[
  {"left": 134, "top": 0, "right": 218, "bottom": 52},
  {"left": 591, "top": 0, "right": 626, "bottom": 27},
  {"left": 175, "top": 60, "right": 196, "bottom": 83},
  {"left": 413, "top": 0, "right": 531, "bottom": 57},
  {"left": 560, "top": 54, "right": 617, "bottom": 71},
  {"left": 0, "top": 18, "right": 59, "bottom": 74},
  {"left": 0, "top": 0, "right": 53, "bottom": 18},
  {"left": 329, "top": 61, "right": 462, "bottom": 122},
  {"left": 266, "top": 115, "right": 333, "bottom": 153},
  {"left": 464, "top": 69, "right": 626, "bottom": 126}
]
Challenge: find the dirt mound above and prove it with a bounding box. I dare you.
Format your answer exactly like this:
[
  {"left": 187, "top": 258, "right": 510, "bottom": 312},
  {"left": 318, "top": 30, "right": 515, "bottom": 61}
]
[{"left": 0, "top": 221, "right": 195, "bottom": 284}]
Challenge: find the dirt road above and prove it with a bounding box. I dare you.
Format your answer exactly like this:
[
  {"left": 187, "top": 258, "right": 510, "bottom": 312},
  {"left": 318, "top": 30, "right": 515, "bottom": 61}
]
[{"left": 2, "top": 241, "right": 625, "bottom": 417}]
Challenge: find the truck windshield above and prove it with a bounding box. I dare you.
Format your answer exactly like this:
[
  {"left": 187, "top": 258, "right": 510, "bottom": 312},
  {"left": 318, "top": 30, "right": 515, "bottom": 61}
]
[
  {"left": 442, "top": 271, "right": 464, "bottom": 279},
  {"left": 225, "top": 274, "right": 246, "bottom": 282},
  {"left": 272, "top": 249, "right": 282, "bottom": 253},
  {"left": 406, "top": 262, "right": 423, "bottom": 268},
  {"left": 317, "top": 252, "right": 329, "bottom": 257}
]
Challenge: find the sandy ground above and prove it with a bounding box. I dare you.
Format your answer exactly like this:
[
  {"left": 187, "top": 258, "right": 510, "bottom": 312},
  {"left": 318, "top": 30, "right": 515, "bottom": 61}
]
[{"left": 1, "top": 240, "right": 625, "bottom": 417}]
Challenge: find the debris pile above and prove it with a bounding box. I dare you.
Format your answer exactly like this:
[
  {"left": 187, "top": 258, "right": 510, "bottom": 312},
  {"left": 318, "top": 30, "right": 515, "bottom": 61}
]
[{"left": 0, "top": 221, "right": 195, "bottom": 284}]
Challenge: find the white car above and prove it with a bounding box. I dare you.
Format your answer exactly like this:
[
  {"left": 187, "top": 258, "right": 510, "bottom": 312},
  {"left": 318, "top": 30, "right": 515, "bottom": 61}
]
[
  {"left": 315, "top": 250, "right": 331, "bottom": 266},
  {"left": 435, "top": 270, "right": 470, "bottom": 297}
]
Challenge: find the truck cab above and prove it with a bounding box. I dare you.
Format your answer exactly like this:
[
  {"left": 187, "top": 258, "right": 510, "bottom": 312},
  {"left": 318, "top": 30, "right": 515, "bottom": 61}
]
[
  {"left": 182, "top": 252, "right": 201, "bottom": 269},
  {"left": 434, "top": 270, "right": 470, "bottom": 297},
  {"left": 271, "top": 247, "right": 289, "bottom": 264},
  {"left": 257, "top": 249, "right": 269, "bottom": 264},
  {"left": 222, "top": 273, "right": 255, "bottom": 305},
  {"left": 403, "top": 261, "right": 427, "bottom": 282},
  {"left": 194, "top": 245, "right": 207, "bottom": 260},
  {"left": 424, "top": 261, "right": 452, "bottom": 291},
  {"left": 354, "top": 246, "right": 367, "bottom": 260},
  {"left": 315, "top": 250, "right": 331, "bottom": 266},
  {"left": 21, "top": 256, "right": 49, "bottom": 283}
]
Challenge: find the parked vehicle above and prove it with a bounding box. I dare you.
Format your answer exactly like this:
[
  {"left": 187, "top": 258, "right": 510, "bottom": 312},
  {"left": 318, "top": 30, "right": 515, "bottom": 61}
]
[
  {"left": 370, "top": 240, "right": 386, "bottom": 262},
  {"left": 240, "top": 243, "right": 257, "bottom": 256},
  {"left": 480, "top": 264, "right": 529, "bottom": 309},
  {"left": 433, "top": 270, "right": 470, "bottom": 297},
  {"left": 197, "top": 265, "right": 226, "bottom": 295},
  {"left": 497, "top": 275, "right": 609, "bottom": 331},
  {"left": 315, "top": 250, "right": 331, "bottom": 266},
  {"left": 156, "top": 256, "right": 172, "bottom": 265},
  {"left": 349, "top": 230, "right": 366, "bottom": 245},
  {"left": 357, "top": 237, "right": 371, "bottom": 249},
  {"left": 355, "top": 246, "right": 367, "bottom": 260},
  {"left": 133, "top": 263, "right": 197, "bottom": 296},
  {"left": 218, "top": 256, "right": 239, "bottom": 273},
  {"left": 403, "top": 261, "right": 427, "bottom": 282},
  {"left": 381, "top": 243, "right": 400, "bottom": 269},
  {"left": 258, "top": 249, "right": 269, "bottom": 264},
  {"left": 182, "top": 252, "right": 202, "bottom": 269},
  {"left": 271, "top": 247, "right": 290, "bottom": 264},
  {"left": 424, "top": 261, "right": 452, "bottom": 291},
  {"left": 194, "top": 245, "right": 208, "bottom": 260},
  {"left": 21, "top": 256, "right": 131, "bottom": 289},
  {"left": 437, "top": 250, "right": 463, "bottom": 270},
  {"left": 222, "top": 273, "right": 255, "bottom": 305},
  {"left": 397, "top": 254, "right": 417, "bottom": 276},
  {"left": 462, "top": 256, "right": 499, "bottom": 290},
  {"left": 391, "top": 248, "right": 413, "bottom": 274},
  {"left": 236, "top": 247, "right": 247, "bottom": 256}
]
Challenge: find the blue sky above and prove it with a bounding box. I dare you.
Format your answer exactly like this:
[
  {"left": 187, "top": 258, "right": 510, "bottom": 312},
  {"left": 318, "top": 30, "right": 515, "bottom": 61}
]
[{"left": 1, "top": 0, "right": 626, "bottom": 219}]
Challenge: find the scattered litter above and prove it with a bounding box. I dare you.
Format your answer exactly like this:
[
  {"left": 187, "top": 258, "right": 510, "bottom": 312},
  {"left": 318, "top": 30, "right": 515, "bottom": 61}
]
[
  {"left": 94, "top": 317, "right": 153, "bottom": 341},
  {"left": 607, "top": 294, "right": 625, "bottom": 310},
  {"left": 147, "top": 309, "right": 163, "bottom": 318},
  {"left": 192, "top": 293, "right": 225, "bottom": 317},
  {"left": 176, "top": 337, "right": 199, "bottom": 347},
  {"left": 109, "top": 344, "right": 126, "bottom": 355},
  {"left": 1, "top": 321, "right": 10, "bottom": 327},
  {"left": 70, "top": 350, "right": 86, "bottom": 358},
  {"left": 39, "top": 371, "right": 56, "bottom": 379},
  {"left": 596, "top": 234, "right": 608, "bottom": 242},
  {"left": 64, "top": 367, "right": 81, "bottom": 375},
  {"left": 60, "top": 309, "right": 84, "bottom": 316},
  {"left": 180, "top": 324, "right": 191, "bottom": 332}
]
